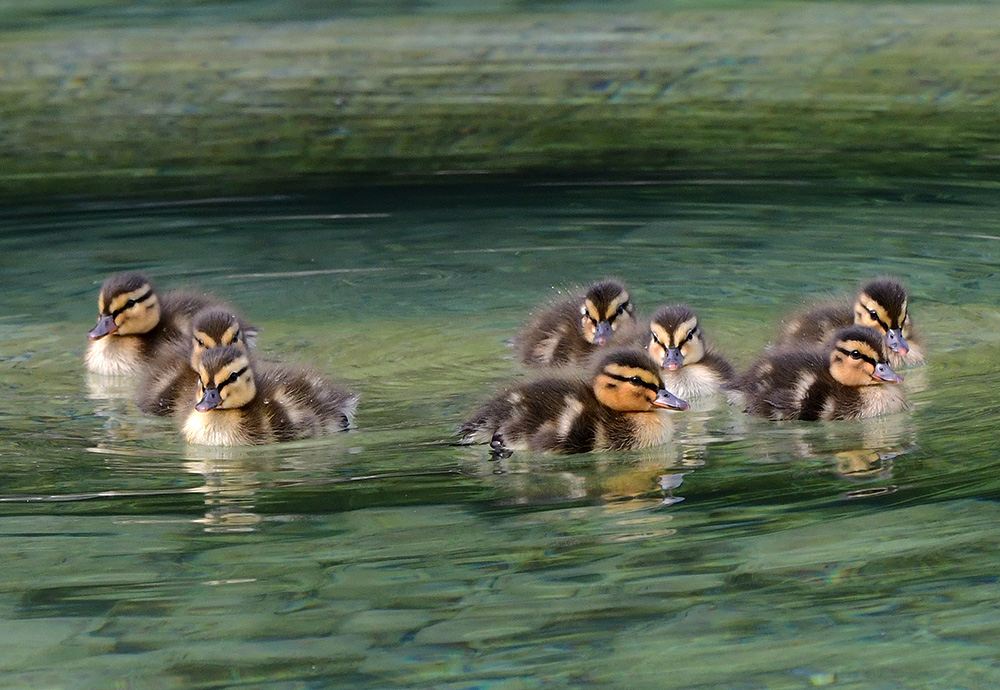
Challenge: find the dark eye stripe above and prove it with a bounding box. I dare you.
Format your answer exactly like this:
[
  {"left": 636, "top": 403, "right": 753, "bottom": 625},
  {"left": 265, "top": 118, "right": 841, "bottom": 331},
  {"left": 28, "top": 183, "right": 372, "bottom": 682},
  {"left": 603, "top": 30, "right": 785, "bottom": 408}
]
[
  {"left": 215, "top": 366, "right": 248, "bottom": 392},
  {"left": 604, "top": 371, "right": 659, "bottom": 393},
  {"left": 835, "top": 346, "right": 879, "bottom": 367},
  {"left": 110, "top": 289, "right": 153, "bottom": 318},
  {"left": 861, "top": 304, "right": 890, "bottom": 332}
]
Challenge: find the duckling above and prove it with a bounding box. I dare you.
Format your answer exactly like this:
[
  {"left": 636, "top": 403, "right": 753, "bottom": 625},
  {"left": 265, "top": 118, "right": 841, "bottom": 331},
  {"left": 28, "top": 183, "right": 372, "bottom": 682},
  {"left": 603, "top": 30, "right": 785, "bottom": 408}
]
[
  {"left": 85, "top": 272, "right": 224, "bottom": 376},
  {"left": 136, "top": 308, "right": 257, "bottom": 416},
  {"left": 639, "top": 304, "right": 735, "bottom": 398},
  {"left": 777, "top": 278, "right": 923, "bottom": 368},
  {"left": 459, "top": 347, "right": 689, "bottom": 456},
  {"left": 731, "top": 325, "right": 905, "bottom": 421},
  {"left": 180, "top": 345, "right": 358, "bottom": 446},
  {"left": 514, "top": 279, "right": 637, "bottom": 367}
]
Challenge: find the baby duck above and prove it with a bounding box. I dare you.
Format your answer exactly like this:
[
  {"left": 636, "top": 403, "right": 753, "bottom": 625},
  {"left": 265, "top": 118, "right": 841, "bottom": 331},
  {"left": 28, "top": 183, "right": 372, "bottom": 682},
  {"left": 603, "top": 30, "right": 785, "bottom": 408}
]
[
  {"left": 180, "top": 345, "right": 359, "bottom": 446},
  {"left": 639, "top": 304, "right": 735, "bottom": 398},
  {"left": 731, "top": 325, "right": 905, "bottom": 421},
  {"left": 85, "top": 272, "right": 224, "bottom": 376},
  {"left": 514, "top": 279, "right": 637, "bottom": 367},
  {"left": 459, "top": 347, "right": 689, "bottom": 456},
  {"left": 778, "top": 278, "right": 923, "bottom": 368},
  {"left": 136, "top": 309, "right": 256, "bottom": 416}
]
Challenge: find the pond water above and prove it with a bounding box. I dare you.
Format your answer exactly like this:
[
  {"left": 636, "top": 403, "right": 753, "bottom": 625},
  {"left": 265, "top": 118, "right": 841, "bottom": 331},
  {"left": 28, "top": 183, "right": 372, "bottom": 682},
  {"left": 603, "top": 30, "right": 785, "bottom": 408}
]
[{"left": 1, "top": 177, "right": 1000, "bottom": 689}]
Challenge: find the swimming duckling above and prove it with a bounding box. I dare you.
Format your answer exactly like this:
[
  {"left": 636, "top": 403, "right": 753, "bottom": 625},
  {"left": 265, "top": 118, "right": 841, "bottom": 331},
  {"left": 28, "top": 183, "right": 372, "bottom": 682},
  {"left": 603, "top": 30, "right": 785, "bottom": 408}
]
[
  {"left": 459, "top": 347, "right": 689, "bottom": 456},
  {"left": 180, "top": 345, "right": 358, "bottom": 446},
  {"left": 731, "top": 325, "right": 905, "bottom": 421},
  {"left": 777, "top": 278, "right": 923, "bottom": 368},
  {"left": 514, "top": 279, "right": 637, "bottom": 367},
  {"left": 85, "top": 272, "right": 223, "bottom": 376},
  {"left": 639, "top": 304, "right": 735, "bottom": 398},
  {"left": 136, "top": 309, "right": 257, "bottom": 416}
]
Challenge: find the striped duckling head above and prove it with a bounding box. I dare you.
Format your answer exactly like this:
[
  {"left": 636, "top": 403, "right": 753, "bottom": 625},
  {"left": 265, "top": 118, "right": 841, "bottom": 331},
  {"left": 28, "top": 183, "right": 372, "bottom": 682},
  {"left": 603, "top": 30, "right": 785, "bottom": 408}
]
[{"left": 592, "top": 348, "right": 689, "bottom": 412}]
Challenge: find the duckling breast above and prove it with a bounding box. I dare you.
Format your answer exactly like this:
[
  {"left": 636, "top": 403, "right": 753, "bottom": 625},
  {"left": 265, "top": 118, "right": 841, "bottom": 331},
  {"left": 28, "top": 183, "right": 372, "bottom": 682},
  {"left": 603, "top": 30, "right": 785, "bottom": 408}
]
[{"left": 85, "top": 336, "right": 145, "bottom": 376}]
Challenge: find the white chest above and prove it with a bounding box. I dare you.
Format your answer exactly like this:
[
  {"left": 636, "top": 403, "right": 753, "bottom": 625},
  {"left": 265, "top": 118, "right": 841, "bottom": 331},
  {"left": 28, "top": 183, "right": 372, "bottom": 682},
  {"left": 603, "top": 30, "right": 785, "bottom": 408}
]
[
  {"left": 182, "top": 410, "right": 255, "bottom": 446},
  {"left": 85, "top": 336, "right": 144, "bottom": 376},
  {"left": 661, "top": 364, "right": 725, "bottom": 399}
]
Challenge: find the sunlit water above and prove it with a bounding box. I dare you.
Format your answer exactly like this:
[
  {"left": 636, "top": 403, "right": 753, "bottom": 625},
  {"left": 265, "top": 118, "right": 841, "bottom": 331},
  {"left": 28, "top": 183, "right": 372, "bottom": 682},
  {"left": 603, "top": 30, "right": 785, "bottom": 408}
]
[{"left": 2, "top": 179, "right": 1000, "bottom": 689}]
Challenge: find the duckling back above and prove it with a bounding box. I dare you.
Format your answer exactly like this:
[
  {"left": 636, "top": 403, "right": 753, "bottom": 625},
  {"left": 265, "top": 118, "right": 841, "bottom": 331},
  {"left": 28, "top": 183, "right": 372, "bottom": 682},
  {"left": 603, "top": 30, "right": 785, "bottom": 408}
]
[
  {"left": 514, "top": 279, "right": 636, "bottom": 367},
  {"left": 85, "top": 272, "right": 226, "bottom": 376},
  {"left": 460, "top": 347, "right": 686, "bottom": 454},
  {"left": 181, "top": 345, "right": 358, "bottom": 446},
  {"left": 777, "top": 278, "right": 923, "bottom": 368},
  {"left": 733, "top": 326, "right": 905, "bottom": 421}
]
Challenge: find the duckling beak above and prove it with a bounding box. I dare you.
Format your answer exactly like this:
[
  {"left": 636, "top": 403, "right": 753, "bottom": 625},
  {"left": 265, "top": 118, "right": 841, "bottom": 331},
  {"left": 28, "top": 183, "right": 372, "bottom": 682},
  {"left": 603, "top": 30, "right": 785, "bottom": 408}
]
[
  {"left": 885, "top": 328, "right": 909, "bottom": 355},
  {"left": 593, "top": 321, "right": 614, "bottom": 346},
  {"left": 195, "top": 388, "right": 222, "bottom": 412},
  {"left": 88, "top": 314, "right": 118, "bottom": 340},
  {"left": 653, "top": 389, "right": 689, "bottom": 411},
  {"left": 663, "top": 347, "right": 683, "bottom": 371},
  {"left": 873, "top": 362, "right": 903, "bottom": 384}
]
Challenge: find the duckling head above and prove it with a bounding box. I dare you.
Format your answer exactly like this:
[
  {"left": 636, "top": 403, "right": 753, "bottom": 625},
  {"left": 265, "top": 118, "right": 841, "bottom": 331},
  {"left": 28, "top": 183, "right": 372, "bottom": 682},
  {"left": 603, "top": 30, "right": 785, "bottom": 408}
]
[
  {"left": 88, "top": 272, "right": 161, "bottom": 339},
  {"left": 829, "top": 326, "right": 903, "bottom": 387},
  {"left": 189, "top": 309, "right": 254, "bottom": 369},
  {"left": 854, "top": 279, "right": 911, "bottom": 356},
  {"left": 592, "top": 348, "right": 689, "bottom": 412},
  {"left": 194, "top": 345, "right": 257, "bottom": 412},
  {"left": 646, "top": 305, "right": 705, "bottom": 371},
  {"left": 579, "top": 280, "right": 635, "bottom": 346}
]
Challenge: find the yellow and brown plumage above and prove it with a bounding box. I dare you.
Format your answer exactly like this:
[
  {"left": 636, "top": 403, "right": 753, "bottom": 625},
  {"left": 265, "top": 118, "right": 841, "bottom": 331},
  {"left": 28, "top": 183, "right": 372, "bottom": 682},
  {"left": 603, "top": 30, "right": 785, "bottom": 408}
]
[
  {"left": 180, "top": 345, "right": 359, "bottom": 446},
  {"left": 84, "top": 272, "right": 225, "bottom": 376},
  {"left": 777, "top": 278, "right": 923, "bottom": 368},
  {"left": 459, "top": 347, "right": 689, "bottom": 455},
  {"left": 136, "top": 308, "right": 257, "bottom": 416},
  {"left": 514, "top": 279, "right": 637, "bottom": 367},
  {"left": 731, "top": 325, "right": 906, "bottom": 421},
  {"left": 639, "top": 304, "right": 735, "bottom": 398}
]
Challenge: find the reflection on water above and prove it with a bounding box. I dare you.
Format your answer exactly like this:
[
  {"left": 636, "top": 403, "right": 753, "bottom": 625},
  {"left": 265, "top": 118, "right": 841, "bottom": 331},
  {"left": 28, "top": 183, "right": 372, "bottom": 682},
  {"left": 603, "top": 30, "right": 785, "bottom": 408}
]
[{"left": 1, "top": 180, "right": 1000, "bottom": 688}]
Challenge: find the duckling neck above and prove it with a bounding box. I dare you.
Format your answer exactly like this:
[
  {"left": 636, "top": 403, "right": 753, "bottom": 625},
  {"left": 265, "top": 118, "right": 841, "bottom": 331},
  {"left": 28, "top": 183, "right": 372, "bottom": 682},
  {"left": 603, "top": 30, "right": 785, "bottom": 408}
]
[
  {"left": 661, "top": 362, "right": 726, "bottom": 399},
  {"left": 85, "top": 335, "right": 145, "bottom": 376},
  {"left": 182, "top": 408, "right": 255, "bottom": 446},
  {"left": 598, "top": 408, "right": 673, "bottom": 451},
  {"left": 856, "top": 384, "right": 907, "bottom": 418}
]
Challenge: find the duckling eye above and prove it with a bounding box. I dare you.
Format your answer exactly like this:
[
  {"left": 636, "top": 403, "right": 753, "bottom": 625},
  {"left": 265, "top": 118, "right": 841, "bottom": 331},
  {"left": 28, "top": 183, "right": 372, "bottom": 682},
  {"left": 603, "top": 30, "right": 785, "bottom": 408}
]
[
  {"left": 850, "top": 350, "right": 862, "bottom": 360},
  {"left": 223, "top": 370, "right": 241, "bottom": 386},
  {"left": 194, "top": 336, "right": 206, "bottom": 348},
  {"left": 628, "top": 376, "right": 644, "bottom": 386},
  {"left": 867, "top": 309, "right": 879, "bottom": 320}
]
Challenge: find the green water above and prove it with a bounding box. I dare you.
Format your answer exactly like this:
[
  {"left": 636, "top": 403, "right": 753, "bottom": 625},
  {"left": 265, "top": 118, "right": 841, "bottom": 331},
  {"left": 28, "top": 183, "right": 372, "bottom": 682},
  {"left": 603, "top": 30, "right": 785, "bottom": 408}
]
[{"left": 2, "top": 179, "right": 1000, "bottom": 688}]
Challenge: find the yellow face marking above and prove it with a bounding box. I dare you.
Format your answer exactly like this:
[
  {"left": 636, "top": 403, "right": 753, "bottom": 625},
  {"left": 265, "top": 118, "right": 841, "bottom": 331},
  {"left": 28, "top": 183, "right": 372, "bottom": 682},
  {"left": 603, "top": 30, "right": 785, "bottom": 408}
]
[
  {"left": 604, "top": 363, "right": 661, "bottom": 389},
  {"left": 830, "top": 338, "right": 883, "bottom": 387},
  {"left": 200, "top": 354, "right": 254, "bottom": 409},
  {"left": 583, "top": 299, "right": 602, "bottom": 323},
  {"left": 670, "top": 317, "right": 699, "bottom": 346},
  {"left": 106, "top": 286, "right": 150, "bottom": 317},
  {"left": 856, "top": 294, "right": 895, "bottom": 333},
  {"left": 594, "top": 363, "right": 660, "bottom": 412},
  {"left": 193, "top": 330, "right": 219, "bottom": 349},
  {"left": 606, "top": 291, "right": 630, "bottom": 319}
]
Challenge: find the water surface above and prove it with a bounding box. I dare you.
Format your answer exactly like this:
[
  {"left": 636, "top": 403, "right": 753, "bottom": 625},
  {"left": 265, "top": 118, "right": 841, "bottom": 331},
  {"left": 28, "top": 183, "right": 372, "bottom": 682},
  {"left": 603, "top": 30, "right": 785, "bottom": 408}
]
[{"left": 1, "top": 179, "right": 999, "bottom": 688}]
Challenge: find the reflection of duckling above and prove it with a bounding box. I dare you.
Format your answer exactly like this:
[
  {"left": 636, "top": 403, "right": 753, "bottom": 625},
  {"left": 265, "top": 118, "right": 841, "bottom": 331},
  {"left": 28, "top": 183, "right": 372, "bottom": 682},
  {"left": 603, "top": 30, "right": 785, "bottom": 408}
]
[
  {"left": 136, "top": 309, "right": 256, "bottom": 416},
  {"left": 731, "top": 325, "right": 905, "bottom": 421},
  {"left": 85, "top": 272, "right": 222, "bottom": 376},
  {"left": 459, "top": 347, "right": 689, "bottom": 455},
  {"left": 181, "top": 345, "right": 359, "bottom": 446},
  {"left": 778, "top": 278, "right": 923, "bottom": 368},
  {"left": 514, "top": 279, "right": 637, "bottom": 367},
  {"left": 639, "top": 305, "right": 735, "bottom": 398}
]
